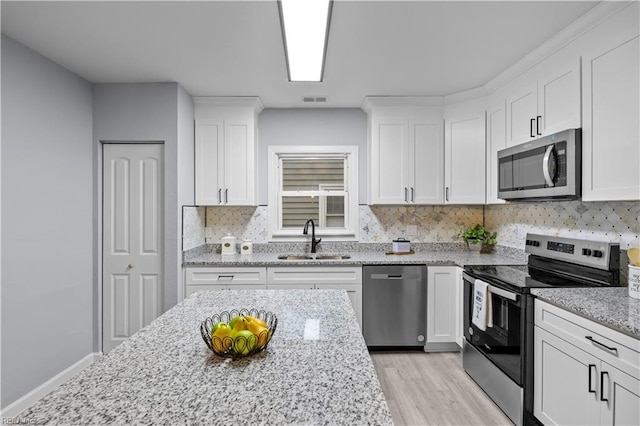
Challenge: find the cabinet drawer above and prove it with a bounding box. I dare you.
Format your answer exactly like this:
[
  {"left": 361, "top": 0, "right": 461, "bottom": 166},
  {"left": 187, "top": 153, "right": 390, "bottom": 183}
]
[
  {"left": 535, "top": 300, "right": 640, "bottom": 379},
  {"left": 186, "top": 267, "right": 267, "bottom": 285},
  {"left": 267, "top": 267, "right": 362, "bottom": 285}
]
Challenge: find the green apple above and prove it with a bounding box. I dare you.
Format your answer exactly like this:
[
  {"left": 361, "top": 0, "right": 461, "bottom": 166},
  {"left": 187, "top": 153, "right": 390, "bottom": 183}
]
[
  {"left": 210, "top": 321, "right": 228, "bottom": 337},
  {"left": 230, "top": 316, "right": 248, "bottom": 334},
  {"left": 233, "top": 330, "right": 256, "bottom": 355},
  {"left": 229, "top": 315, "right": 242, "bottom": 330},
  {"left": 211, "top": 324, "right": 232, "bottom": 352}
]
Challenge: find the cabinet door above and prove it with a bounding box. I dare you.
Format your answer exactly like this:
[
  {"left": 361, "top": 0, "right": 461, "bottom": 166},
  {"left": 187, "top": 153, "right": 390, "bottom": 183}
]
[
  {"left": 506, "top": 81, "right": 538, "bottom": 146},
  {"left": 444, "top": 112, "right": 486, "bottom": 204},
  {"left": 224, "top": 119, "right": 256, "bottom": 206},
  {"left": 537, "top": 57, "right": 581, "bottom": 137},
  {"left": 266, "top": 284, "right": 314, "bottom": 290},
  {"left": 582, "top": 27, "right": 640, "bottom": 201},
  {"left": 370, "top": 116, "right": 409, "bottom": 204},
  {"left": 534, "top": 327, "right": 601, "bottom": 426},
  {"left": 426, "top": 266, "right": 459, "bottom": 345},
  {"left": 600, "top": 362, "right": 640, "bottom": 426},
  {"left": 195, "top": 119, "right": 223, "bottom": 205},
  {"left": 315, "top": 283, "right": 362, "bottom": 329},
  {"left": 486, "top": 98, "right": 507, "bottom": 204},
  {"left": 410, "top": 120, "right": 444, "bottom": 204}
]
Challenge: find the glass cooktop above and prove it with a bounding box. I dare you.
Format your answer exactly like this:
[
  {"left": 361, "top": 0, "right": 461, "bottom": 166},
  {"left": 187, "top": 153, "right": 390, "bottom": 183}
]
[{"left": 463, "top": 263, "right": 604, "bottom": 293}]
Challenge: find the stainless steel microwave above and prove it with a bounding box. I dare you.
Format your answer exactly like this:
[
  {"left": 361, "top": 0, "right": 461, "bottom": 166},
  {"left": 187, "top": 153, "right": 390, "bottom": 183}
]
[{"left": 498, "top": 129, "right": 581, "bottom": 201}]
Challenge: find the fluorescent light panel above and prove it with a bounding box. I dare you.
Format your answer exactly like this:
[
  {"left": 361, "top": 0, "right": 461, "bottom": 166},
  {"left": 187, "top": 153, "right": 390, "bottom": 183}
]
[{"left": 279, "top": 0, "right": 332, "bottom": 82}]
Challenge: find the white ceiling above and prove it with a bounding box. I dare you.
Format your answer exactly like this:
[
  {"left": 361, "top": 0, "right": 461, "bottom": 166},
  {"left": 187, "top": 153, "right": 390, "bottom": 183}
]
[{"left": 1, "top": 1, "right": 599, "bottom": 108}]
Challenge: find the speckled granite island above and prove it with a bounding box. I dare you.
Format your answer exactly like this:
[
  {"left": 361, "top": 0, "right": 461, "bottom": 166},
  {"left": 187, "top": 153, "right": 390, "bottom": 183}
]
[
  {"left": 17, "top": 290, "right": 392, "bottom": 425},
  {"left": 531, "top": 287, "right": 640, "bottom": 339}
]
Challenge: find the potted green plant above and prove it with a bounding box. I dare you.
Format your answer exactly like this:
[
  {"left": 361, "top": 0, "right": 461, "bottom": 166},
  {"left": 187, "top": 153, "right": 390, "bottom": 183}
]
[{"left": 456, "top": 224, "right": 497, "bottom": 253}]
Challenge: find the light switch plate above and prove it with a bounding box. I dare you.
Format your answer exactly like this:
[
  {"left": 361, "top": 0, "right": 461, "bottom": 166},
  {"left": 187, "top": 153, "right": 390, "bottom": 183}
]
[{"left": 406, "top": 225, "right": 418, "bottom": 236}]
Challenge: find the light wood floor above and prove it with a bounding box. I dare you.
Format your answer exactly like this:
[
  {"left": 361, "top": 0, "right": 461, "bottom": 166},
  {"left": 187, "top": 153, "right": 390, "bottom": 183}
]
[{"left": 370, "top": 351, "right": 513, "bottom": 426}]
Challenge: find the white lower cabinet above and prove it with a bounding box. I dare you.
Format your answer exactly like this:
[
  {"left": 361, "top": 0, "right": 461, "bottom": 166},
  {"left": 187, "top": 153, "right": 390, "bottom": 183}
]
[
  {"left": 184, "top": 267, "right": 267, "bottom": 297},
  {"left": 425, "top": 266, "right": 463, "bottom": 351},
  {"left": 534, "top": 300, "right": 640, "bottom": 426},
  {"left": 267, "top": 266, "right": 363, "bottom": 328}
]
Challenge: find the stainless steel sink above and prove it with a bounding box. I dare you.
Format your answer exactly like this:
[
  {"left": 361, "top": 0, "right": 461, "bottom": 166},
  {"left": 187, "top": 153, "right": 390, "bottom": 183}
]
[
  {"left": 315, "top": 255, "right": 351, "bottom": 260},
  {"left": 277, "top": 255, "right": 314, "bottom": 260},
  {"left": 277, "top": 254, "right": 351, "bottom": 260}
]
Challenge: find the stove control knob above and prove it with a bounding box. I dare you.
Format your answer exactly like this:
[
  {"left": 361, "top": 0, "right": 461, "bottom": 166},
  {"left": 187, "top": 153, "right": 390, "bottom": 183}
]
[
  {"left": 582, "top": 248, "right": 592, "bottom": 256},
  {"left": 526, "top": 239, "right": 532, "bottom": 246},
  {"left": 592, "top": 250, "right": 603, "bottom": 258},
  {"left": 532, "top": 240, "right": 540, "bottom": 247}
]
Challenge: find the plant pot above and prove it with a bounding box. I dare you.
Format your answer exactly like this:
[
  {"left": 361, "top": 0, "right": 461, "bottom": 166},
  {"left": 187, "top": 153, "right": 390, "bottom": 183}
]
[
  {"left": 466, "top": 241, "right": 482, "bottom": 251},
  {"left": 480, "top": 243, "right": 495, "bottom": 254}
]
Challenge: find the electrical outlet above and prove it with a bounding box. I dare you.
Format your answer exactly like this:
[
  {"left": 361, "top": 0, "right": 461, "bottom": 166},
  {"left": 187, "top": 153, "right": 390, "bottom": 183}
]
[{"left": 406, "top": 225, "right": 418, "bottom": 236}]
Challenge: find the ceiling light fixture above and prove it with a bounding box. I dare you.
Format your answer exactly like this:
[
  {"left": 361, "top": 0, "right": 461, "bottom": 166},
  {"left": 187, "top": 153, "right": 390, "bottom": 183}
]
[{"left": 278, "top": 0, "right": 333, "bottom": 82}]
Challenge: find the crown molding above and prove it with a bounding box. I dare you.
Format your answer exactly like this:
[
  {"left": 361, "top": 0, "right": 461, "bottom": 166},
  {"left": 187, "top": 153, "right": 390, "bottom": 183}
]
[
  {"left": 443, "top": 87, "right": 489, "bottom": 106},
  {"left": 193, "top": 96, "right": 264, "bottom": 113},
  {"left": 483, "top": 1, "right": 634, "bottom": 94},
  {"left": 361, "top": 96, "right": 443, "bottom": 112}
]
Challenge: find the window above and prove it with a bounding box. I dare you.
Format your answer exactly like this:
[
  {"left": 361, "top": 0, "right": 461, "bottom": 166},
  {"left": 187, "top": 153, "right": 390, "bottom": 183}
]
[{"left": 268, "top": 146, "right": 358, "bottom": 240}]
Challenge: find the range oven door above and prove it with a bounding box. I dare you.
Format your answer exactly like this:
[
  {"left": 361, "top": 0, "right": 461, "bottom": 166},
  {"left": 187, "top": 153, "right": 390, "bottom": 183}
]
[{"left": 463, "top": 272, "right": 525, "bottom": 385}]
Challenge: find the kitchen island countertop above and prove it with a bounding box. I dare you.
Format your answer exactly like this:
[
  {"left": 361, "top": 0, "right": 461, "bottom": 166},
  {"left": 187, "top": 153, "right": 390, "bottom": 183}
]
[
  {"left": 531, "top": 287, "right": 640, "bottom": 339},
  {"left": 17, "top": 290, "right": 392, "bottom": 425},
  {"left": 184, "top": 249, "right": 525, "bottom": 267}
]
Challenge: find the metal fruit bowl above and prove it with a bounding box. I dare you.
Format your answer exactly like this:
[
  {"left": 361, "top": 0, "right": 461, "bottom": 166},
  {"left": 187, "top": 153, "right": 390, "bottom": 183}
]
[{"left": 200, "top": 309, "right": 278, "bottom": 359}]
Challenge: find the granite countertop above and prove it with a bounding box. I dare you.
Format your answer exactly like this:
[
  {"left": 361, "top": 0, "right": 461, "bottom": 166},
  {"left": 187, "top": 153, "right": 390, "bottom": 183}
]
[
  {"left": 184, "top": 250, "right": 525, "bottom": 267},
  {"left": 17, "top": 290, "right": 392, "bottom": 425},
  {"left": 531, "top": 287, "right": 640, "bottom": 340}
]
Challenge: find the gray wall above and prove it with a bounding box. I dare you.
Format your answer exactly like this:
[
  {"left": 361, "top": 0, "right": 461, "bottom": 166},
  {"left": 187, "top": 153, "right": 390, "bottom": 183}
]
[
  {"left": 93, "top": 82, "right": 184, "bottom": 314},
  {"left": 176, "top": 85, "right": 195, "bottom": 293},
  {"left": 1, "top": 35, "right": 94, "bottom": 408},
  {"left": 258, "top": 108, "right": 368, "bottom": 205}
]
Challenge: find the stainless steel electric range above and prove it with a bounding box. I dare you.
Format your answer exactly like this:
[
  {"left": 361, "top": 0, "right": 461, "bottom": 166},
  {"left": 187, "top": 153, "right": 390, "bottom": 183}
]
[{"left": 462, "top": 233, "right": 621, "bottom": 426}]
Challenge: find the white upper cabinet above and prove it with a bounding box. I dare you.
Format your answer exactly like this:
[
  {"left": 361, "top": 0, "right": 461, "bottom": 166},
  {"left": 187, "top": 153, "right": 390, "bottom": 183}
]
[
  {"left": 485, "top": 92, "right": 507, "bottom": 204},
  {"left": 581, "top": 16, "right": 640, "bottom": 201},
  {"left": 194, "top": 97, "right": 263, "bottom": 206},
  {"left": 444, "top": 98, "right": 487, "bottom": 204},
  {"left": 505, "top": 56, "right": 581, "bottom": 147},
  {"left": 364, "top": 99, "right": 444, "bottom": 205}
]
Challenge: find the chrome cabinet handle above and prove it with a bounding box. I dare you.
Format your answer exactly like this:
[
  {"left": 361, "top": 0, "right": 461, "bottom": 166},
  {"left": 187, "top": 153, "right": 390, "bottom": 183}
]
[
  {"left": 217, "top": 188, "right": 222, "bottom": 204},
  {"left": 600, "top": 371, "right": 609, "bottom": 402},
  {"left": 404, "top": 187, "right": 408, "bottom": 203},
  {"left": 536, "top": 115, "right": 542, "bottom": 135},
  {"left": 411, "top": 187, "right": 414, "bottom": 202},
  {"left": 585, "top": 336, "right": 618, "bottom": 353},
  {"left": 224, "top": 188, "right": 228, "bottom": 204},
  {"left": 542, "top": 145, "right": 556, "bottom": 187},
  {"left": 588, "top": 364, "right": 596, "bottom": 394},
  {"left": 445, "top": 187, "right": 449, "bottom": 202},
  {"left": 530, "top": 118, "right": 536, "bottom": 138},
  {"left": 127, "top": 264, "right": 134, "bottom": 269}
]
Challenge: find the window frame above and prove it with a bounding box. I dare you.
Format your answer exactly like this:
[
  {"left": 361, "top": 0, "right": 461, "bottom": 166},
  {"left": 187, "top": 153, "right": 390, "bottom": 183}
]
[{"left": 268, "top": 145, "right": 359, "bottom": 241}]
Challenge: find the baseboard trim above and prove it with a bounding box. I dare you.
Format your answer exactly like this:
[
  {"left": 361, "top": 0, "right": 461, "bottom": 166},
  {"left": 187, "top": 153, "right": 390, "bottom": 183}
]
[{"left": 1, "top": 352, "right": 101, "bottom": 418}]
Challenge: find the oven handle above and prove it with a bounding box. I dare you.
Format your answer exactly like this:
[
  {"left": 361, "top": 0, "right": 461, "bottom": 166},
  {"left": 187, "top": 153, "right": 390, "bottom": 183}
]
[{"left": 463, "top": 273, "right": 519, "bottom": 302}]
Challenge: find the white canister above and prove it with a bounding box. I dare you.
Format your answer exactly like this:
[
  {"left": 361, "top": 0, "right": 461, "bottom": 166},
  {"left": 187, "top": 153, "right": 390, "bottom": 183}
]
[
  {"left": 240, "top": 240, "right": 253, "bottom": 255},
  {"left": 221, "top": 233, "right": 236, "bottom": 255},
  {"left": 392, "top": 238, "right": 411, "bottom": 253},
  {"left": 629, "top": 265, "right": 640, "bottom": 300}
]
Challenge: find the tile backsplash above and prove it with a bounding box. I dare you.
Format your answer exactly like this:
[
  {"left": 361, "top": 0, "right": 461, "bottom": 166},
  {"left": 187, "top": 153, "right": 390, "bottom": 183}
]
[
  {"left": 182, "top": 200, "right": 639, "bottom": 251},
  {"left": 190, "top": 205, "right": 483, "bottom": 244},
  {"left": 485, "top": 200, "right": 640, "bottom": 250}
]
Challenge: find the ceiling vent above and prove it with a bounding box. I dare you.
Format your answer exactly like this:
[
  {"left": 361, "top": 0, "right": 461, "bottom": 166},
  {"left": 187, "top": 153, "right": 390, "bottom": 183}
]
[{"left": 302, "top": 96, "right": 328, "bottom": 103}]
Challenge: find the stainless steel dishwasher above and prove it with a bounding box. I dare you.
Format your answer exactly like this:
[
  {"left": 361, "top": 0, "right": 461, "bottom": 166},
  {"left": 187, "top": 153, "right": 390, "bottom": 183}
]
[{"left": 363, "top": 265, "right": 426, "bottom": 347}]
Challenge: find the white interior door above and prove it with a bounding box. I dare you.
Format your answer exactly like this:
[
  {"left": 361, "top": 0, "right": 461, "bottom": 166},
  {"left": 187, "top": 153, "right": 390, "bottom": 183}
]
[{"left": 103, "top": 143, "right": 164, "bottom": 353}]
